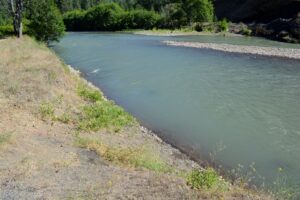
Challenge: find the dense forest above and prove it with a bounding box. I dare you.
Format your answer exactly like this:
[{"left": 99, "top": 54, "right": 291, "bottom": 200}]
[{"left": 0, "top": 0, "right": 217, "bottom": 42}]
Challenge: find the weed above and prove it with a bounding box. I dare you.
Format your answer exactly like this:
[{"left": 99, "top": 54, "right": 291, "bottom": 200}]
[
  {"left": 39, "top": 102, "right": 55, "bottom": 119},
  {"left": 77, "top": 84, "right": 102, "bottom": 102},
  {"left": 187, "top": 168, "right": 219, "bottom": 189},
  {"left": 241, "top": 27, "right": 252, "bottom": 36},
  {"left": 74, "top": 136, "right": 171, "bottom": 172},
  {"left": 78, "top": 101, "right": 135, "bottom": 132}
]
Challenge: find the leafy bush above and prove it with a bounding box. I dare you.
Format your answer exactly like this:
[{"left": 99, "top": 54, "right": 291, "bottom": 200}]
[
  {"left": 187, "top": 168, "right": 219, "bottom": 189},
  {"left": 122, "top": 10, "right": 162, "bottom": 30},
  {"left": 185, "top": 0, "right": 214, "bottom": 23},
  {"left": 0, "top": 25, "right": 14, "bottom": 37},
  {"left": 63, "top": 4, "right": 161, "bottom": 31},
  {"left": 218, "top": 18, "right": 229, "bottom": 32},
  {"left": 63, "top": 10, "right": 87, "bottom": 31},
  {"left": 26, "top": 0, "right": 65, "bottom": 43}
]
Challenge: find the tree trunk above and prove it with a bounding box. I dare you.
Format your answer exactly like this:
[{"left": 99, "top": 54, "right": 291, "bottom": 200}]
[{"left": 9, "top": 0, "right": 23, "bottom": 38}]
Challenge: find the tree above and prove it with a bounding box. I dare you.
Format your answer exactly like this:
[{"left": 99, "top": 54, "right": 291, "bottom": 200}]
[
  {"left": 26, "top": 0, "right": 65, "bottom": 43},
  {"left": 8, "top": 0, "right": 23, "bottom": 37}
]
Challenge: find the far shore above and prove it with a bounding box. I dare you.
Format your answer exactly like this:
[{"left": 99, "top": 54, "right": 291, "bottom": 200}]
[
  {"left": 163, "top": 40, "right": 300, "bottom": 60},
  {"left": 133, "top": 29, "right": 242, "bottom": 37}
]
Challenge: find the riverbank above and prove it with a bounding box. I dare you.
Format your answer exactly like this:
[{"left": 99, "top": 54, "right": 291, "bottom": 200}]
[
  {"left": 163, "top": 40, "right": 300, "bottom": 60},
  {"left": 134, "top": 29, "right": 241, "bottom": 37},
  {"left": 0, "top": 36, "right": 273, "bottom": 199}
]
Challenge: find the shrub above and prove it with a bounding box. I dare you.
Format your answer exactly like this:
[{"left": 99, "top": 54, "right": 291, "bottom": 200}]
[
  {"left": 63, "top": 10, "right": 87, "bottom": 31},
  {"left": 185, "top": 0, "right": 214, "bottom": 23},
  {"left": 241, "top": 27, "right": 252, "bottom": 36},
  {"left": 0, "top": 24, "right": 14, "bottom": 37},
  {"left": 124, "top": 10, "right": 162, "bottom": 30},
  {"left": 219, "top": 18, "right": 229, "bottom": 32},
  {"left": 26, "top": 0, "right": 65, "bottom": 43},
  {"left": 84, "top": 3, "right": 125, "bottom": 31},
  {"left": 187, "top": 168, "right": 219, "bottom": 189}
]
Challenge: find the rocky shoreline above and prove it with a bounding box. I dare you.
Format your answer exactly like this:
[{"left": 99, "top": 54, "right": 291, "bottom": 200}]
[{"left": 163, "top": 40, "right": 300, "bottom": 60}]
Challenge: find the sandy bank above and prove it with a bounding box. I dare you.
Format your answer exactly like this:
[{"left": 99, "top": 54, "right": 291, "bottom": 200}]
[{"left": 163, "top": 40, "right": 300, "bottom": 60}]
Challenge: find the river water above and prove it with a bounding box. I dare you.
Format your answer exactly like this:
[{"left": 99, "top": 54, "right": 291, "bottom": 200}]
[{"left": 52, "top": 32, "right": 300, "bottom": 191}]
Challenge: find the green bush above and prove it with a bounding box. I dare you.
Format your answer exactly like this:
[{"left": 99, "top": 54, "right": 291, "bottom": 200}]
[
  {"left": 26, "top": 0, "right": 65, "bottom": 43},
  {"left": 63, "top": 4, "right": 161, "bottom": 31},
  {"left": 218, "top": 18, "right": 229, "bottom": 32},
  {"left": 63, "top": 10, "right": 87, "bottom": 31},
  {"left": 187, "top": 168, "right": 219, "bottom": 189},
  {"left": 0, "top": 25, "right": 14, "bottom": 37},
  {"left": 122, "top": 10, "right": 161, "bottom": 30}
]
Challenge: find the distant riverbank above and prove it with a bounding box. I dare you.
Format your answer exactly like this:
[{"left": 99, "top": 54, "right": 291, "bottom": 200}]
[
  {"left": 133, "top": 29, "right": 241, "bottom": 37},
  {"left": 163, "top": 40, "right": 300, "bottom": 60}
]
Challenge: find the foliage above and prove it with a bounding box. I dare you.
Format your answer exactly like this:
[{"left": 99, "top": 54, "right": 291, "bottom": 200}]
[
  {"left": 77, "top": 84, "right": 102, "bottom": 102},
  {"left": 122, "top": 9, "right": 162, "bottom": 30},
  {"left": 76, "top": 81, "right": 135, "bottom": 132},
  {"left": 184, "top": 0, "right": 214, "bottom": 23},
  {"left": 26, "top": 0, "right": 65, "bottom": 43},
  {"left": 39, "top": 102, "right": 55, "bottom": 119},
  {"left": 187, "top": 168, "right": 219, "bottom": 189},
  {"left": 0, "top": 25, "right": 14, "bottom": 37},
  {"left": 64, "top": 3, "right": 161, "bottom": 31},
  {"left": 74, "top": 136, "right": 171, "bottom": 172},
  {"left": 218, "top": 18, "right": 229, "bottom": 32},
  {"left": 78, "top": 100, "right": 135, "bottom": 132}
]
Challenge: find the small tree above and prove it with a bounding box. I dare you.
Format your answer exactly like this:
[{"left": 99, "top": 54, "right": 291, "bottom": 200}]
[{"left": 26, "top": 0, "right": 65, "bottom": 43}]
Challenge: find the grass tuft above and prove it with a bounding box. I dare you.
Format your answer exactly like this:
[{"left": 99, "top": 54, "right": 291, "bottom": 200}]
[
  {"left": 187, "top": 168, "right": 219, "bottom": 190},
  {"left": 77, "top": 84, "right": 102, "bottom": 102},
  {"left": 78, "top": 101, "right": 135, "bottom": 132},
  {"left": 39, "top": 102, "right": 55, "bottom": 119},
  {"left": 74, "top": 136, "right": 171, "bottom": 172}
]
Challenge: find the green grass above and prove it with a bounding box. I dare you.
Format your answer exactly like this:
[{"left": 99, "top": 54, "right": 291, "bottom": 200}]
[
  {"left": 77, "top": 84, "right": 102, "bottom": 102},
  {"left": 187, "top": 168, "right": 220, "bottom": 190},
  {"left": 39, "top": 102, "right": 55, "bottom": 119},
  {"left": 78, "top": 101, "right": 135, "bottom": 132},
  {"left": 74, "top": 136, "right": 171, "bottom": 173},
  {"left": 76, "top": 83, "right": 135, "bottom": 132}
]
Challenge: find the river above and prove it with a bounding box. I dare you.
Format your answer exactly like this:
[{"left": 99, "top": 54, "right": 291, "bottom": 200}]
[{"left": 52, "top": 32, "right": 300, "bottom": 192}]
